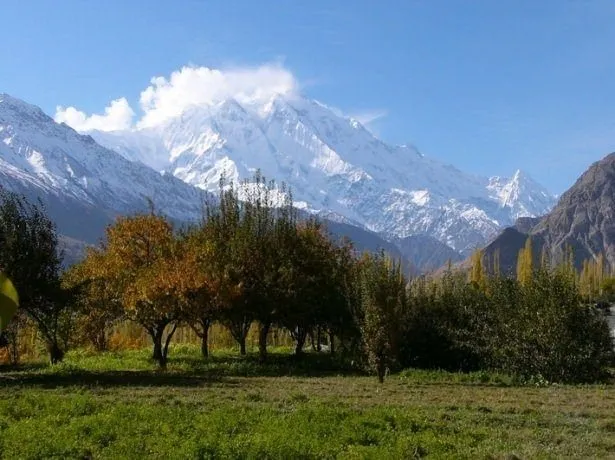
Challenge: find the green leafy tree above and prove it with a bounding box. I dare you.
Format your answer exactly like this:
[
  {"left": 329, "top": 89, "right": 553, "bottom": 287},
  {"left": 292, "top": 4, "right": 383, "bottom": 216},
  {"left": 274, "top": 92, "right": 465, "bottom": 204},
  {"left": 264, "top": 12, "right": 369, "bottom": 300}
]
[
  {"left": 359, "top": 252, "right": 407, "bottom": 383},
  {"left": 0, "top": 190, "right": 71, "bottom": 364}
]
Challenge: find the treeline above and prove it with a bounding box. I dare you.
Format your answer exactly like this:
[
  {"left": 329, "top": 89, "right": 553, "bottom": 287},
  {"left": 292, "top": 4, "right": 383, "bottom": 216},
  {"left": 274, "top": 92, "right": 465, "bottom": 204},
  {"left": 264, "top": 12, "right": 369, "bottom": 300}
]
[{"left": 0, "top": 176, "right": 614, "bottom": 383}]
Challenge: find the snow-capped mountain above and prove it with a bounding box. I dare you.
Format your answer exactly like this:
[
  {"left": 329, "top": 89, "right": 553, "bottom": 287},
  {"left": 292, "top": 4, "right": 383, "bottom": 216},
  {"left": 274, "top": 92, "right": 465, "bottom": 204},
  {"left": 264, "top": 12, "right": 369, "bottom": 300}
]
[
  {"left": 487, "top": 170, "right": 554, "bottom": 221},
  {"left": 90, "top": 94, "right": 555, "bottom": 254},
  {"left": 0, "top": 93, "right": 206, "bottom": 242}
]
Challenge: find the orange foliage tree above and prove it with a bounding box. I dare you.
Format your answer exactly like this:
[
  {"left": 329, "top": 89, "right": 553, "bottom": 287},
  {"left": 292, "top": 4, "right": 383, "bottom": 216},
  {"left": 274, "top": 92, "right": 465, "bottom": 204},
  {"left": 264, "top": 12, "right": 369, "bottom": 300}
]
[
  {"left": 99, "top": 213, "right": 198, "bottom": 367},
  {"left": 62, "top": 247, "right": 124, "bottom": 351}
]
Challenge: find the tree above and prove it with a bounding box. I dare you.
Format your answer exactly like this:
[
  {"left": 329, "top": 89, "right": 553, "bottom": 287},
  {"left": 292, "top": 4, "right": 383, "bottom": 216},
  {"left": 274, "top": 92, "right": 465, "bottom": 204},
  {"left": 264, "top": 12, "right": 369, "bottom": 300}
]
[
  {"left": 469, "top": 249, "right": 486, "bottom": 289},
  {"left": 238, "top": 173, "right": 283, "bottom": 361},
  {"left": 359, "top": 252, "right": 407, "bottom": 383},
  {"left": 508, "top": 267, "right": 613, "bottom": 382},
  {"left": 182, "top": 224, "right": 242, "bottom": 358},
  {"left": 0, "top": 190, "right": 71, "bottom": 363},
  {"left": 326, "top": 239, "right": 360, "bottom": 357},
  {"left": 579, "top": 254, "right": 607, "bottom": 303},
  {"left": 212, "top": 172, "right": 291, "bottom": 360},
  {"left": 205, "top": 178, "right": 255, "bottom": 357},
  {"left": 516, "top": 238, "right": 533, "bottom": 286},
  {"left": 100, "top": 213, "right": 185, "bottom": 367},
  {"left": 62, "top": 248, "right": 124, "bottom": 351},
  {"left": 278, "top": 220, "right": 335, "bottom": 356}
]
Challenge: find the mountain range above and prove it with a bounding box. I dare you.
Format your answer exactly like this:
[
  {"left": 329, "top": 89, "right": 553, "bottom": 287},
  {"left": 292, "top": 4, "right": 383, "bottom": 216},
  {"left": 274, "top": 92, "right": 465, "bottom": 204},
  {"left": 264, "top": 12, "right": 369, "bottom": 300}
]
[
  {"left": 0, "top": 92, "right": 556, "bottom": 269},
  {"left": 484, "top": 152, "right": 615, "bottom": 273}
]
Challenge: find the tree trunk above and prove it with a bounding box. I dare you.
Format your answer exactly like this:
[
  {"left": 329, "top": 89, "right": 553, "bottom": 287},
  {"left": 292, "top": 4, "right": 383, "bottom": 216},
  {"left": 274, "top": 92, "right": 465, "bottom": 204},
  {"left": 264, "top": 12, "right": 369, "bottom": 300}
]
[
  {"left": 151, "top": 327, "right": 165, "bottom": 367},
  {"left": 316, "top": 327, "right": 322, "bottom": 352},
  {"left": 47, "top": 341, "right": 65, "bottom": 365},
  {"left": 94, "top": 328, "right": 108, "bottom": 352},
  {"left": 200, "top": 331, "right": 209, "bottom": 358},
  {"left": 162, "top": 323, "right": 178, "bottom": 365},
  {"left": 199, "top": 318, "right": 211, "bottom": 358},
  {"left": 258, "top": 321, "right": 270, "bottom": 362},
  {"left": 329, "top": 331, "right": 336, "bottom": 355},
  {"left": 295, "top": 328, "right": 307, "bottom": 356},
  {"left": 226, "top": 317, "right": 251, "bottom": 356},
  {"left": 376, "top": 355, "right": 386, "bottom": 383},
  {"left": 239, "top": 336, "right": 247, "bottom": 356}
]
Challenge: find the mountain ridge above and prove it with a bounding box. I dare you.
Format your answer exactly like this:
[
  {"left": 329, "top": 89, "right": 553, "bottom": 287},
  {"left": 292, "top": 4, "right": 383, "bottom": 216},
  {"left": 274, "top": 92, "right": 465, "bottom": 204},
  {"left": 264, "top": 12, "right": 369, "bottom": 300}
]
[
  {"left": 87, "top": 93, "right": 555, "bottom": 254},
  {"left": 482, "top": 152, "right": 615, "bottom": 273},
  {"left": 1, "top": 92, "right": 556, "bottom": 269}
]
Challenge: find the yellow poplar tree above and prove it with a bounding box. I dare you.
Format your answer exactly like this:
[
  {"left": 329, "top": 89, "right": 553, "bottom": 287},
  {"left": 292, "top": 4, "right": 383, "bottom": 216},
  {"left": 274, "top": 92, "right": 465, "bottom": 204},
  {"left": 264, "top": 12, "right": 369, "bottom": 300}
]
[
  {"left": 516, "top": 238, "right": 533, "bottom": 286},
  {"left": 469, "top": 249, "right": 486, "bottom": 290}
]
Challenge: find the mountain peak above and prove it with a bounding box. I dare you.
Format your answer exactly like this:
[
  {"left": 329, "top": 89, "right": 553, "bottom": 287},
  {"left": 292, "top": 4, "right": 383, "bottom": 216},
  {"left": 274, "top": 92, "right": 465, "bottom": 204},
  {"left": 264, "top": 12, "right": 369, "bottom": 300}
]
[
  {"left": 0, "top": 93, "right": 206, "bottom": 235},
  {"left": 484, "top": 150, "right": 615, "bottom": 272},
  {"left": 87, "top": 93, "right": 555, "bottom": 254},
  {"left": 0, "top": 92, "right": 51, "bottom": 123}
]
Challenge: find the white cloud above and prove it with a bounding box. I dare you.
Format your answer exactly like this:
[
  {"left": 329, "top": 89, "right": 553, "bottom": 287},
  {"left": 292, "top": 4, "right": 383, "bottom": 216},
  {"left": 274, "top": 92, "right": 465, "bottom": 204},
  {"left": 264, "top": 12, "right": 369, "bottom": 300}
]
[
  {"left": 53, "top": 64, "right": 387, "bottom": 136},
  {"left": 54, "top": 97, "right": 134, "bottom": 132},
  {"left": 54, "top": 64, "right": 298, "bottom": 132},
  {"left": 137, "top": 64, "right": 298, "bottom": 127}
]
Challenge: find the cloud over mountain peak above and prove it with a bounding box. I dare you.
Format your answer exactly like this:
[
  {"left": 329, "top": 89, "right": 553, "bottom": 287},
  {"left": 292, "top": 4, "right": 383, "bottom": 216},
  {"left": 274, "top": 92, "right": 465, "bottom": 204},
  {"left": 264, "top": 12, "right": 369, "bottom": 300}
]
[{"left": 55, "top": 64, "right": 299, "bottom": 131}]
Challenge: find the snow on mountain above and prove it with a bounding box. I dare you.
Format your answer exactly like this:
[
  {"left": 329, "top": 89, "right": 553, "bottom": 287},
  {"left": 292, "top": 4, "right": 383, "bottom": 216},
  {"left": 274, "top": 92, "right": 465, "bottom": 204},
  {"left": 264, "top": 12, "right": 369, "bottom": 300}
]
[
  {"left": 0, "top": 93, "right": 206, "bottom": 241},
  {"left": 487, "top": 170, "right": 554, "bottom": 220},
  {"left": 89, "top": 94, "right": 556, "bottom": 254},
  {"left": 0, "top": 91, "right": 555, "bottom": 257}
]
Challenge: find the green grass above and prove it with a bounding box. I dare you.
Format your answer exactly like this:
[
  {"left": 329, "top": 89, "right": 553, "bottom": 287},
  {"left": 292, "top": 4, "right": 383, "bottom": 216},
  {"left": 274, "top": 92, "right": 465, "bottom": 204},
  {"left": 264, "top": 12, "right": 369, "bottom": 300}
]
[{"left": 1, "top": 347, "right": 615, "bottom": 459}]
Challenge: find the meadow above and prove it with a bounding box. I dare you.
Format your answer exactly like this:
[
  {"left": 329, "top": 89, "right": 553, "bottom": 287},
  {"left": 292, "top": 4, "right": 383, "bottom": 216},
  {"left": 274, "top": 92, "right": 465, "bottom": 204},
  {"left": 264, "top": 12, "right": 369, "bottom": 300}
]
[{"left": 1, "top": 346, "right": 614, "bottom": 459}]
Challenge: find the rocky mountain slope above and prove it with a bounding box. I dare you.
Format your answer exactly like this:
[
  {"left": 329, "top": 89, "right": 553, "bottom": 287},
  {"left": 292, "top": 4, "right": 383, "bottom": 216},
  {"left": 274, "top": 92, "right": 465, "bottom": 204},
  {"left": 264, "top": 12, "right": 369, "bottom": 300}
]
[
  {"left": 89, "top": 94, "right": 555, "bottom": 255},
  {"left": 393, "top": 234, "right": 463, "bottom": 272},
  {"left": 483, "top": 152, "right": 615, "bottom": 273}
]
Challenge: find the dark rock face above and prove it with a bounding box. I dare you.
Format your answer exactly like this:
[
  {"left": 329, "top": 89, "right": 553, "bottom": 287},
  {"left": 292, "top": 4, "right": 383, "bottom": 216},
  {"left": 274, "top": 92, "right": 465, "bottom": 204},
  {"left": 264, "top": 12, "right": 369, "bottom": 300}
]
[
  {"left": 393, "top": 234, "right": 463, "bottom": 273},
  {"left": 532, "top": 153, "right": 615, "bottom": 268},
  {"left": 514, "top": 216, "right": 542, "bottom": 234},
  {"left": 482, "top": 152, "right": 615, "bottom": 273}
]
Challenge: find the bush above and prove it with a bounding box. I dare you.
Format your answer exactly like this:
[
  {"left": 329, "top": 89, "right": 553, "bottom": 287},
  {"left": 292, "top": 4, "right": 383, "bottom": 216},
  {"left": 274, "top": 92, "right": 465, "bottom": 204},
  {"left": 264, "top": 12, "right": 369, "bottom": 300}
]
[{"left": 491, "top": 270, "right": 614, "bottom": 383}]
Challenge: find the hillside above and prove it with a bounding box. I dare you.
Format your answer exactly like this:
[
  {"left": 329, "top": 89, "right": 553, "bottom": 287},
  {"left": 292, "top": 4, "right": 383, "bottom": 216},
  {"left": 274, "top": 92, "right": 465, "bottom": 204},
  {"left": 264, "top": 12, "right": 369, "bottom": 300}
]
[{"left": 483, "top": 152, "right": 615, "bottom": 273}]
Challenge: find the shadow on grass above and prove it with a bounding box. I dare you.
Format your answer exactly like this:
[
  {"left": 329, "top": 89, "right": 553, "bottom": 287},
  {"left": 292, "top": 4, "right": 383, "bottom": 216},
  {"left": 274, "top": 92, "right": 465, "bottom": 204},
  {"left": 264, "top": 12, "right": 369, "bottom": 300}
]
[
  {"left": 0, "top": 352, "right": 365, "bottom": 389},
  {"left": 171, "top": 352, "right": 365, "bottom": 377},
  {"left": 0, "top": 369, "right": 228, "bottom": 389}
]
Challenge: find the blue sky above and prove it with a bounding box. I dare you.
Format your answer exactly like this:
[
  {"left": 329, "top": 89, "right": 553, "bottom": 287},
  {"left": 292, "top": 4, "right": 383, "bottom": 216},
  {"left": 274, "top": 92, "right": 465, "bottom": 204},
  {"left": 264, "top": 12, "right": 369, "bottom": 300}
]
[{"left": 2, "top": 0, "right": 614, "bottom": 193}]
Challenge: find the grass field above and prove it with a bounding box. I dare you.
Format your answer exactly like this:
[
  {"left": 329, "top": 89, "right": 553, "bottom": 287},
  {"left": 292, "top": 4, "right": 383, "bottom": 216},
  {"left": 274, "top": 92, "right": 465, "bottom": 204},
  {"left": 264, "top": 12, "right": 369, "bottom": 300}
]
[{"left": 1, "top": 346, "right": 614, "bottom": 459}]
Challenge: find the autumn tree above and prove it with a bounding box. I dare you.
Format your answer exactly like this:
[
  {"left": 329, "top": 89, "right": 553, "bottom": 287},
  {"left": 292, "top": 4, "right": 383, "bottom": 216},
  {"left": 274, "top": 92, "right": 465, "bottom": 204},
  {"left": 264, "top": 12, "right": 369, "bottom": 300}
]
[
  {"left": 62, "top": 248, "right": 124, "bottom": 351},
  {"left": 516, "top": 237, "right": 533, "bottom": 286},
  {"left": 101, "top": 213, "right": 186, "bottom": 367},
  {"left": 579, "top": 254, "right": 607, "bottom": 302},
  {"left": 469, "top": 249, "right": 486, "bottom": 289}
]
